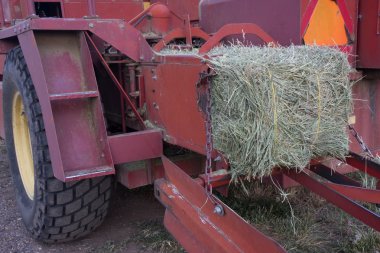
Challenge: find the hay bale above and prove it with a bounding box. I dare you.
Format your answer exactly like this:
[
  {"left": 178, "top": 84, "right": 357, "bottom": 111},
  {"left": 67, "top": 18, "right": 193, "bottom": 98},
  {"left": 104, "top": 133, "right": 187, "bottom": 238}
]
[{"left": 207, "top": 45, "right": 352, "bottom": 179}]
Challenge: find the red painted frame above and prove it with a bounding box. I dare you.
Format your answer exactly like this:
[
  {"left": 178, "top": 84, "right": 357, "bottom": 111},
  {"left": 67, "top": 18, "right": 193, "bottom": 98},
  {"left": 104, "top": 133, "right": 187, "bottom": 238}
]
[{"left": 0, "top": 1, "right": 379, "bottom": 252}]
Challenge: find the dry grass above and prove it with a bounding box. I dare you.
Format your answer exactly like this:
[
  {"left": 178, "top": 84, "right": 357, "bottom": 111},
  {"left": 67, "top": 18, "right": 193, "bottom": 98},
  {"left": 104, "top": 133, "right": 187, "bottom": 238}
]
[
  {"left": 221, "top": 181, "right": 380, "bottom": 253},
  {"left": 121, "top": 179, "right": 380, "bottom": 253},
  {"left": 132, "top": 220, "right": 184, "bottom": 253},
  {"left": 207, "top": 44, "right": 352, "bottom": 179}
]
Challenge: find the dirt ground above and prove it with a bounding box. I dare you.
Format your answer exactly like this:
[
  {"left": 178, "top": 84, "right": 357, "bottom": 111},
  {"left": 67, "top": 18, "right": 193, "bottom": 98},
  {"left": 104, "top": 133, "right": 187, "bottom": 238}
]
[
  {"left": 2, "top": 136, "right": 380, "bottom": 253},
  {"left": 0, "top": 140, "right": 165, "bottom": 253}
]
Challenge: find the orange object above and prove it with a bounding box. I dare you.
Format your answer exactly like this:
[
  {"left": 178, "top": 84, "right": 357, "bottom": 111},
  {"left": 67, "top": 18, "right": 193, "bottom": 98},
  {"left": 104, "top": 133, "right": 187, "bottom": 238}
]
[{"left": 304, "top": 0, "right": 348, "bottom": 45}]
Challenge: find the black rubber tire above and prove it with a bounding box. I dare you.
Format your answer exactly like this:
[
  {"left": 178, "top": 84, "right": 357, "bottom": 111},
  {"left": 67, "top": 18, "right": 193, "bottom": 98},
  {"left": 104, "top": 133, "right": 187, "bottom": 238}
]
[{"left": 3, "top": 46, "right": 112, "bottom": 243}]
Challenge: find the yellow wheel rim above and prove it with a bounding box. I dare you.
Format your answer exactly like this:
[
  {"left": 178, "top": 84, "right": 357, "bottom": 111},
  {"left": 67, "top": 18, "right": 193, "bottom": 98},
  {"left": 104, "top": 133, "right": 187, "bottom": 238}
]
[{"left": 12, "top": 92, "right": 35, "bottom": 199}]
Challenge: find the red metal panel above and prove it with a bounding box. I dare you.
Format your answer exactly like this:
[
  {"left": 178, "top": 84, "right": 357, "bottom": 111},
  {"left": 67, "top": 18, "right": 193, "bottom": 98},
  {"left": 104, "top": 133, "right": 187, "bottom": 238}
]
[
  {"left": 143, "top": 60, "right": 208, "bottom": 155},
  {"left": 0, "top": 0, "right": 143, "bottom": 21},
  {"left": 108, "top": 129, "right": 163, "bottom": 164},
  {"left": 18, "top": 30, "right": 114, "bottom": 181},
  {"left": 151, "top": 0, "right": 199, "bottom": 21},
  {"left": 4, "top": 0, "right": 23, "bottom": 20},
  {"left": 0, "top": 18, "right": 154, "bottom": 62},
  {"left": 95, "top": 1, "right": 143, "bottom": 20},
  {"left": 199, "top": 0, "right": 301, "bottom": 46},
  {"left": 18, "top": 31, "right": 65, "bottom": 180},
  {"left": 350, "top": 78, "right": 380, "bottom": 154},
  {"left": 63, "top": 0, "right": 143, "bottom": 20},
  {"left": 38, "top": 31, "right": 114, "bottom": 181},
  {"left": 357, "top": 0, "right": 380, "bottom": 68}
]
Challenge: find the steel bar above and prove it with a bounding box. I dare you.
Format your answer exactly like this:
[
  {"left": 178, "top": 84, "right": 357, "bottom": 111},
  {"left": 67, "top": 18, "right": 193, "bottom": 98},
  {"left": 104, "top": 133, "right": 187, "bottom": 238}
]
[
  {"left": 155, "top": 156, "right": 286, "bottom": 253},
  {"left": 286, "top": 170, "right": 380, "bottom": 232},
  {"left": 345, "top": 152, "right": 380, "bottom": 180},
  {"left": 87, "top": 0, "right": 96, "bottom": 17},
  {"left": 322, "top": 182, "right": 380, "bottom": 204},
  {"left": 309, "top": 164, "right": 361, "bottom": 187},
  {"left": 118, "top": 58, "right": 126, "bottom": 132},
  {"left": 84, "top": 32, "right": 146, "bottom": 128},
  {"left": 27, "top": 0, "right": 35, "bottom": 15}
]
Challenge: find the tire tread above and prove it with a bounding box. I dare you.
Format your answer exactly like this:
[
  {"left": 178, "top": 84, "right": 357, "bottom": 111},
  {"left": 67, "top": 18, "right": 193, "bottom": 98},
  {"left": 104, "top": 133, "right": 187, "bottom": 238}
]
[{"left": 4, "top": 47, "right": 112, "bottom": 243}]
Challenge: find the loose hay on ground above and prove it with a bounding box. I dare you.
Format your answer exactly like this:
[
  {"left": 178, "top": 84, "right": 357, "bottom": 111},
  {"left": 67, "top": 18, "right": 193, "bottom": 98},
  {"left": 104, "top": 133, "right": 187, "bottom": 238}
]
[{"left": 207, "top": 45, "right": 353, "bottom": 179}]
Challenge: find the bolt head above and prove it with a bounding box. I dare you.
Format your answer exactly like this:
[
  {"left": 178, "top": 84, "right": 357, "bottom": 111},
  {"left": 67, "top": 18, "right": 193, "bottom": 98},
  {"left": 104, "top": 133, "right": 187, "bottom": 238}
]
[{"left": 213, "top": 204, "right": 225, "bottom": 216}]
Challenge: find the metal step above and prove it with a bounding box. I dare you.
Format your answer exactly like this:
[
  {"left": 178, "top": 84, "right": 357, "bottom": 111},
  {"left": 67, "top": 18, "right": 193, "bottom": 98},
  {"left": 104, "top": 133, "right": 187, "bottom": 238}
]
[{"left": 49, "top": 90, "right": 99, "bottom": 101}]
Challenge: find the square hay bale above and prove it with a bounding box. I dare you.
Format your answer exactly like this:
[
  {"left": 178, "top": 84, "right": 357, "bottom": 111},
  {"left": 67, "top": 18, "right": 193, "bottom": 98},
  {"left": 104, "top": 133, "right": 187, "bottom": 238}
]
[{"left": 207, "top": 45, "right": 353, "bottom": 179}]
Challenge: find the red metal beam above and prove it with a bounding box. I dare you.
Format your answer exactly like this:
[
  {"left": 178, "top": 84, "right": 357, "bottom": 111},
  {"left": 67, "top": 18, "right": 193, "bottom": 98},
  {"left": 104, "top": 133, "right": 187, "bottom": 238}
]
[
  {"left": 108, "top": 129, "right": 162, "bottom": 164},
  {"left": 323, "top": 182, "right": 380, "bottom": 204},
  {"left": 0, "top": 18, "right": 153, "bottom": 62},
  {"left": 155, "top": 156, "right": 286, "bottom": 253},
  {"left": 301, "top": 0, "right": 318, "bottom": 37},
  {"left": 309, "top": 164, "right": 361, "bottom": 187},
  {"left": 345, "top": 152, "right": 380, "bottom": 180},
  {"left": 286, "top": 169, "right": 380, "bottom": 232},
  {"left": 87, "top": 0, "right": 96, "bottom": 17},
  {"left": 199, "top": 23, "right": 275, "bottom": 54},
  {"left": 336, "top": 0, "right": 354, "bottom": 35}
]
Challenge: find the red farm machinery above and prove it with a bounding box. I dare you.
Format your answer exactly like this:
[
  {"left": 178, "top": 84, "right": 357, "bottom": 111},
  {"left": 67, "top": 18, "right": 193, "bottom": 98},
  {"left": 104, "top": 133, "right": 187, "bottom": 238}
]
[{"left": 0, "top": 0, "right": 380, "bottom": 252}]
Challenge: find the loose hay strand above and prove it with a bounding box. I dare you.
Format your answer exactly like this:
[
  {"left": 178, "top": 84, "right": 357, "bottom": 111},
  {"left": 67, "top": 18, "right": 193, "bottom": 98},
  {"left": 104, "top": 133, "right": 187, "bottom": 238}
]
[{"left": 207, "top": 44, "right": 353, "bottom": 180}]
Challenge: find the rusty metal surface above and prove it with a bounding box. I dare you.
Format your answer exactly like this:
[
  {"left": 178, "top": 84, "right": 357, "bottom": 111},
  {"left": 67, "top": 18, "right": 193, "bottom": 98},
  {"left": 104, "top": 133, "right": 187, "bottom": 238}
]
[
  {"left": 18, "top": 30, "right": 65, "bottom": 180},
  {"left": 18, "top": 30, "right": 114, "bottom": 182},
  {"left": 155, "top": 156, "right": 286, "bottom": 253}
]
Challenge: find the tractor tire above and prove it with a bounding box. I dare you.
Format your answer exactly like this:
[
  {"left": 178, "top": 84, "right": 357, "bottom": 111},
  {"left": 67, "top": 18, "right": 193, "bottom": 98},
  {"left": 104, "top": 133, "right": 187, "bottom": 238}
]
[{"left": 3, "top": 46, "right": 113, "bottom": 243}]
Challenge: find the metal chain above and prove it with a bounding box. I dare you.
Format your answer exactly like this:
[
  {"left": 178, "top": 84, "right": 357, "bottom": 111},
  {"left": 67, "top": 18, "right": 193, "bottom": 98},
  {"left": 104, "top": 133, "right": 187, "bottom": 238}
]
[
  {"left": 348, "top": 124, "right": 374, "bottom": 158},
  {"left": 205, "top": 75, "right": 214, "bottom": 198},
  {"left": 198, "top": 71, "right": 225, "bottom": 215}
]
